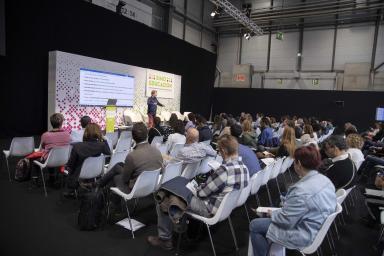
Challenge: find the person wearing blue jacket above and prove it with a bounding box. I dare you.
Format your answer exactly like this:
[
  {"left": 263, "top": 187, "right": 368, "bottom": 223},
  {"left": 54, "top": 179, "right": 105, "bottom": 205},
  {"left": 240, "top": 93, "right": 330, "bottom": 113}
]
[
  {"left": 147, "top": 90, "right": 164, "bottom": 128},
  {"left": 250, "top": 145, "right": 337, "bottom": 256}
]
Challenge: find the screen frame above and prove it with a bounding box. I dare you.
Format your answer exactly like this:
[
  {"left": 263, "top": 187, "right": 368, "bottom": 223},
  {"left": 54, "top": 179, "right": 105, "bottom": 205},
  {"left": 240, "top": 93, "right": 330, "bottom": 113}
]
[{"left": 79, "top": 68, "right": 135, "bottom": 107}]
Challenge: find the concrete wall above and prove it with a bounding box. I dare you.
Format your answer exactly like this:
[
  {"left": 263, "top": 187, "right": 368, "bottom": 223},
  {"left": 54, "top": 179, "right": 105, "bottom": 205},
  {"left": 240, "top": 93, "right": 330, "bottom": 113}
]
[{"left": 217, "top": 23, "right": 384, "bottom": 91}]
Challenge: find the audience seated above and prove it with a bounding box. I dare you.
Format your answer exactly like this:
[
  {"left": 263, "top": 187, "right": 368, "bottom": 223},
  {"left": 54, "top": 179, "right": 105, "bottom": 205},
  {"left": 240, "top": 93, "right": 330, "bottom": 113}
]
[
  {"left": 98, "top": 122, "right": 163, "bottom": 193},
  {"left": 231, "top": 124, "right": 261, "bottom": 176},
  {"left": 322, "top": 135, "right": 356, "bottom": 190},
  {"left": 258, "top": 117, "right": 273, "bottom": 146},
  {"left": 259, "top": 127, "right": 296, "bottom": 160},
  {"left": 249, "top": 145, "right": 336, "bottom": 256},
  {"left": 300, "top": 124, "right": 318, "bottom": 148},
  {"left": 219, "top": 117, "right": 236, "bottom": 137},
  {"left": 31, "top": 113, "right": 71, "bottom": 183},
  {"left": 148, "top": 135, "right": 249, "bottom": 250},
  {"left": 196, "top": 115, "right": 213, "bottom": 142},
  {"left": 148, "top": 116, "right": 163, "bottom": 144},
  {"left": 64, "top": 123, "right": 111, "bottom": 194},
  {"left": 70, "top": 115, "right": 91, "bottom": 143},
  {"left": 241, "top": 119, "right": 258, "bottom": 148},
  {"left": 175, "top": 128, "right": 216, "bottom": 164},
  {"left": 165, "top": 120, "right": 186, "bottom": 154},
  {"left": 40, "top": 113, "right": 71, "bottom": 159},
  {"left": 346, "top": 133, "right": 365, "bottom": 169},
  {"left": 185, "top": 112, "right": 196, "bottom": 132}
]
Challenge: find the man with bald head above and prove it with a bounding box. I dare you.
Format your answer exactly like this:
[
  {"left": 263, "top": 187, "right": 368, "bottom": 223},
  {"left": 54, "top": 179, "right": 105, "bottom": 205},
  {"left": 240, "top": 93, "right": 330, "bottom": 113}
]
[{"left": 175, "top": 128, "right": 216, "bottom": 163}]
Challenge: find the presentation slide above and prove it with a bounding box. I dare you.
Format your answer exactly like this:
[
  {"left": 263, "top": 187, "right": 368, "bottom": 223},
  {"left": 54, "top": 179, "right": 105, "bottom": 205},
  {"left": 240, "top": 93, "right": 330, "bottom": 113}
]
[
  {"left": 376, "top": 107, "right": 384, "bottom": 121},
  {"left": 79, "top": 68, "right": 134, "bottom": 106}
]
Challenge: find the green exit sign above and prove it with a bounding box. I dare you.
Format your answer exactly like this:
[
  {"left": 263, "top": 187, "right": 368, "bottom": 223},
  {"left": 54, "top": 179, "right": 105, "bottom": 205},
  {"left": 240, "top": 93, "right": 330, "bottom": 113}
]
[{"left": 276, "top": 31, "right": 284, "bottom": 40}]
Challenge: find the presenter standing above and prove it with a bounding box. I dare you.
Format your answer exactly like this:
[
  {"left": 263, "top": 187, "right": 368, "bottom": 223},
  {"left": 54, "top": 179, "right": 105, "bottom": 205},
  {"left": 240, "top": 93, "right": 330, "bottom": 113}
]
[{"left": 147, "top": 90, "right": 164, "bottom": 128}]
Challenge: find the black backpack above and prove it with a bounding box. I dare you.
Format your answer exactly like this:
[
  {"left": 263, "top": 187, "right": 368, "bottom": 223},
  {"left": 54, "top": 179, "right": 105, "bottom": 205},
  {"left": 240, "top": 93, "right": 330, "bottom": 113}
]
[
  {"left": 78, "top": 190, "right": 105, "bottom": 231},
  {"left": 15, "top": 158, "right": 31, "bottom": 181}
]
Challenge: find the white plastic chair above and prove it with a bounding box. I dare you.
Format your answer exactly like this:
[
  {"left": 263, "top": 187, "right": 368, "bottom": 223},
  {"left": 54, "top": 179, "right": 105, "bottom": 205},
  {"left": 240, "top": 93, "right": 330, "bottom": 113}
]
[
  {"left": 260, "top": 162, "right": 275, "bottom": 206},
  {"left": 79, "top": 155, "right": 105, "bottom": 180},
  {"left": 185, "top": 190, "right": 241, "bottom": 256},
  {"left": 202, "top": 140, "right": 211, "bottom": 146},
  {"left": 335, "top": 189, "right": 347, "bottom": 235},
  {"left": 120, "top": 130, "right": 132, "bottom": 139},
  {"left": 3, "top": 136, "right": 35, "bottom": 181},
  {"left": 110, "top": 168, "right": 161, "bottom": 238},
  {"left": 215, "top": 154, "right": 223, "bottom": 164},
  {"left": 197, "top": 156, "right": 216, "bottom": 175},
  {"left": 105, "top": 151, "right": 129, "bottom": 173},
  {"left": 235, "top": 178, "right": 252, "bottom": 222},
  {"left": 169, "top": 143, "right": 184, "bottom": 158},
  {"left": 33, "top": 146, "right": 71, "bottom": 197},
  {"left": 114, "top": 137, "right": 132, "bottom": 153},
  {"left": 300, "top": 203, "right": 342, "bottom": 255},
  {"left": 181, "top": 160, "right": 202, "bottom": 180},
  {"left": 105, "top": 131, "right": 119, "bottom": 148},
  {"left": 269, "top": 157, "right": 285, "bottom": 195},
  {"left": 280, "top": 157, "right": 294, "bottom": 185},
  {"left": 158, "top": 161, "right": 183, "bottom": 187},
  {"left": 250, "top": 171, "right": 264, "bottom": 206},
  {"left": 151, "top": 136, "right": 164, "bottom": 146},
  {"left": 248, "top": 203, "right": 342, "bottom": 256}
]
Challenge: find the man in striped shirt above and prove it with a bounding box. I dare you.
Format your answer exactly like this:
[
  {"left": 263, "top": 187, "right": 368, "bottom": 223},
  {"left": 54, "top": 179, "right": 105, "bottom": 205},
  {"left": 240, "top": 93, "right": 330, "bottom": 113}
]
[{"left": 148, "top": 135, "right": 249, "bottom": 250}]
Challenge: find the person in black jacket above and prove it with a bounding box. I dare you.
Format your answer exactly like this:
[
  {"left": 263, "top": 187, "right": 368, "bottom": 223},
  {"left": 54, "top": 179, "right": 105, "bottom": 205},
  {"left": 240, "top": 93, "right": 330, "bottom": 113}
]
[
  {"left": 64, "top": 123, "right": 111, "bottom": 196},
  {"left": 196, "top": 114, "right": 212, "bottom": 142},
  {"left": 322, "top": 135, "right": 356, "bottom": 190},
  {"left": 147, "top": 90, "right": 164, "bottom": 128}
]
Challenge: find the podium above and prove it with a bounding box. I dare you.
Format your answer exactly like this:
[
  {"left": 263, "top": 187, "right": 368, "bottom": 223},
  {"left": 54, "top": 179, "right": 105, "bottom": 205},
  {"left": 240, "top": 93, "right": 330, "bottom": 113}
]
[{"left": 105, "top": 99, "right": 117, "bottom": 133}]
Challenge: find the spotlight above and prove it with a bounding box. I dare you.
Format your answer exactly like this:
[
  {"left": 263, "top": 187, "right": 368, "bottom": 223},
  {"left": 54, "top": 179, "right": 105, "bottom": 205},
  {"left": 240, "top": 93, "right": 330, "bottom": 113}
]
[
  {"left": 244, "top": 33, "right": 251, "bottom": 40},
  {"left": 297, "top": 52, "right": 302, "bottom": 57},
  {"left": 210, "top": 6, "right": 221, "bottom": 18}
]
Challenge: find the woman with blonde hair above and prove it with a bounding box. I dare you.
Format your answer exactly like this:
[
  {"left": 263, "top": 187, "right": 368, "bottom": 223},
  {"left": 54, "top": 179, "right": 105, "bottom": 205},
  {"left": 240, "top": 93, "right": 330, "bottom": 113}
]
[
  {"left": 261, "top": 127, "right": 296, "bottom": 159},
  {"left": 241, "top": 119, "right": 258, "bottom": 147},
  {"left": 277, "top": 126, "right": 296, "bottom": 157},
  {"left": 346, "top": 133, "right": 364, "bottom": 169}
]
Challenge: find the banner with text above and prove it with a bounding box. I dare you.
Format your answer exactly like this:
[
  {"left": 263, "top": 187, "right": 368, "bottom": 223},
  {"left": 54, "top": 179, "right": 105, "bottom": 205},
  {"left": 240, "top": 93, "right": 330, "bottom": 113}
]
[{"left": 146, "top": 69, "right": 175, "bottom": 99}]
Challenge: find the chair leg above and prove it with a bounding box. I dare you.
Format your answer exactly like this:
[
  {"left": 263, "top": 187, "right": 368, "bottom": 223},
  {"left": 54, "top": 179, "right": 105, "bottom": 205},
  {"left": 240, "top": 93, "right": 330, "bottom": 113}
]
[
  {"left": 124, "top": 200, "right": 135, "bottom": 239},
  {"left": 5, "top": 156, "right": 11, "bottom": 182},
  {"left": 333, "top": 223, "right": 340, "bottom": 240},
  {"left": 275, "top": 178, "right": 281, "bottom": 195},
  {"left": 244, "top": 204, "right": 250, "bottom": 223},
  {"left": 266, "top": 184, "right": 273, "bottom": 206},
  {"left": 206, "top": 224, "right": 217, "bottom": 256},
  {"left": 255, "top": 194, "right": 261, "bottom": 207},
  {"left": 281, "top": 171, "right": 288, "bottom": 189},
  {"left": 378, "top": 225, "right": 384, "bottom": 244},
  {"left": 228, "top": 216, "right": 239, "bottom": 251},
  {"left": 326, "top": 232, "right": 335, "bottom": 254},
  {"left": 175, "top": 232, "right": 183, "bottom": 256},
  {"left": 288, "top": 168, "right": 293, "bottom": 183},
  {"left": 40, "top": 168, "right": 48, "bottom": 197}
]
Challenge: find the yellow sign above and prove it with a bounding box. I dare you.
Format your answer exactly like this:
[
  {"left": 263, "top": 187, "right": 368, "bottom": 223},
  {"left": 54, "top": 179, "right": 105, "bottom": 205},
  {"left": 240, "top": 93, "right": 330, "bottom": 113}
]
[{"left": 106, "top": 106, "right": 116, "bottom": 133}]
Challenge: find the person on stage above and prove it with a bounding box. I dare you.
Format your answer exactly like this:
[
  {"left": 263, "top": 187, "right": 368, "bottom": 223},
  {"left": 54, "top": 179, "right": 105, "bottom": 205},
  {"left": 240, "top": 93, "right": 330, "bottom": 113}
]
[{"left": 147, "top": 90, "right": 164, "bottom": 128}]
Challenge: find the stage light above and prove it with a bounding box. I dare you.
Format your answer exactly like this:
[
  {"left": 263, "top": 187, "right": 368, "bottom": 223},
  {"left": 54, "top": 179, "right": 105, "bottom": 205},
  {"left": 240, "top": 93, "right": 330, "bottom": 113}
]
[
  {"left": 211, "top": 6, "right": 221, "bottom": 18},
  {"left": 243, "top": 32, "right": 251, "bottom": 40},
  {"left": 297, "top": 52, "right": 302, "bottom": 57}
]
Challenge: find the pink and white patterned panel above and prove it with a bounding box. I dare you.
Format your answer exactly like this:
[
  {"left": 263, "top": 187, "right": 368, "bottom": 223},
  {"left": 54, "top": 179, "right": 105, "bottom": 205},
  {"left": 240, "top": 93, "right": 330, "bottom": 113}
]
[{"left": 53, "top": 51, "right": 181, "bottom": 132}]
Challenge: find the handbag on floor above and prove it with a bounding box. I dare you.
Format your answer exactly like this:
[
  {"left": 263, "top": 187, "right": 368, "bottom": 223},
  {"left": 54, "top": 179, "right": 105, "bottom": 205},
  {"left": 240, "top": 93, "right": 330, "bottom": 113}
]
[
  {"left": 78, "top": 189, "right": 105, "bottom": 231},
  {"left": 15, "top": 158, "right": 31, "bottom": 181}
]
